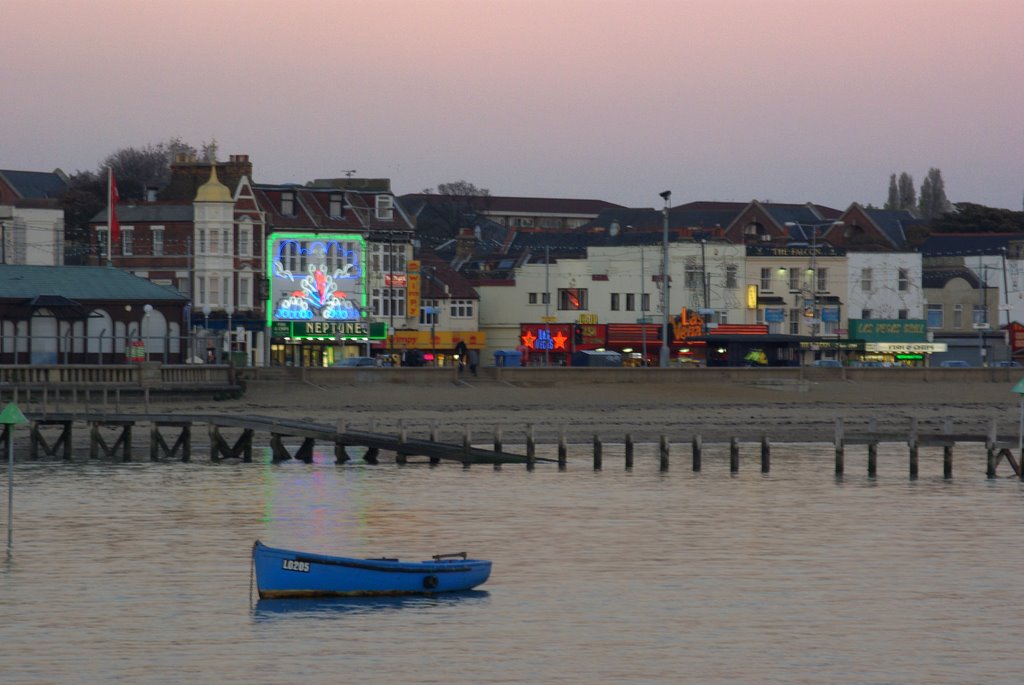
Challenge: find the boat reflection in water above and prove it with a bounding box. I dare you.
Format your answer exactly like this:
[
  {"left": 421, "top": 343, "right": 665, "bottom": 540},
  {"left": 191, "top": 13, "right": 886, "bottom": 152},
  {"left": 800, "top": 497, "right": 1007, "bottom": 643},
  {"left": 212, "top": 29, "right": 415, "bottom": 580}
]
[{"left": 253, "top": 590, "right": 491, "bottom": 619}]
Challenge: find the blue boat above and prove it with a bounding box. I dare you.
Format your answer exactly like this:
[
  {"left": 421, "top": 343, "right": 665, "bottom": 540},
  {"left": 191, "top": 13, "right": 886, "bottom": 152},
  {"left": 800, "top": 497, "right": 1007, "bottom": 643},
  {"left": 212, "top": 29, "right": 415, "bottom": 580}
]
[{"left": 251, "top": 540, "right": 492, "bottom": 599}]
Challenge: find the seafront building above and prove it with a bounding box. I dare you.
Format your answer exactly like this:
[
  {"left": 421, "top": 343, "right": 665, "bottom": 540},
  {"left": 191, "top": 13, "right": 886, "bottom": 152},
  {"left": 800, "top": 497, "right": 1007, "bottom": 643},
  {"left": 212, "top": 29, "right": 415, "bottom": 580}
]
[{"left": 0, "top": 157, "right": 1019, "bottom": 368}]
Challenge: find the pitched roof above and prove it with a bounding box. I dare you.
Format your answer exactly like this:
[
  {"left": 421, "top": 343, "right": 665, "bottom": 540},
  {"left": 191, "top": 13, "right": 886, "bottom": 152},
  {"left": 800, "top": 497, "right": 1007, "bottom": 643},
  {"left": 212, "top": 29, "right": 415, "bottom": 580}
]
[
  {"left": 0, "top": 265, "right": 188, "bottom": 301},
  {"left": 860, "top": 207, "right": 926, "bottom": 247},
  {"left": 0, "top": 169, "right": 68, "bottom": 199},
  {"left": 919, "top": 232, "right": 1024, "bottom": 257},
  {"left": 93, "top": 203, "right": 194, "bottom": 223}
]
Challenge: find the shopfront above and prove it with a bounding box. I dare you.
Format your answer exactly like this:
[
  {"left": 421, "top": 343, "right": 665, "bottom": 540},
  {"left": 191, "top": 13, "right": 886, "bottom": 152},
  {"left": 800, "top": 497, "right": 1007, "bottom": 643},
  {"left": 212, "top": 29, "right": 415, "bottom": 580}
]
[
  {"left": 377, "top": 329, "right": 486, "bottom": 367},
  {"left": 270, "top": 320, "right": 387, "bottom": 367},
  {"left": 847, "top": 319, "right": 939, "bottom": 366}
]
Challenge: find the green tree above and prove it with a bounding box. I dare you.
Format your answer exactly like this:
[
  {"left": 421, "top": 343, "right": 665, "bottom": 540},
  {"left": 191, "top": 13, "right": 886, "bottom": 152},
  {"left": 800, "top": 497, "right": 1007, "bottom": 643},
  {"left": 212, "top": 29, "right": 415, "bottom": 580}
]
[
  {"left": 897, "top": 172, "right": 916, "bottom": 210},
  {"left": 918, "top": 167, "right": 951, "bottom": 219},
  {"left": 884, "top": 174, "right": 899, "bottom": 209},
  {"left": 927, "top": 202, "right": 1024, "bottom": 233}
]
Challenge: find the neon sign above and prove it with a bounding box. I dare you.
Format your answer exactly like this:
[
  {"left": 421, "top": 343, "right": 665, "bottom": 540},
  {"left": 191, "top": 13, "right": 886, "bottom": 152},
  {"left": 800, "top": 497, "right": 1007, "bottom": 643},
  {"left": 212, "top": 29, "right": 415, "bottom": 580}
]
[{"left": 266, "top": 233, "right": 366, "bottom": 326}]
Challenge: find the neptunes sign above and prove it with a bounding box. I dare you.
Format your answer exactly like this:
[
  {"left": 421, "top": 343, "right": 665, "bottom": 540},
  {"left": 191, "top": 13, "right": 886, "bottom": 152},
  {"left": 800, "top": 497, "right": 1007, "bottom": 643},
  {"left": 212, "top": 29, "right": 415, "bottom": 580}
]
[{"left": 267, "top": 234, "right": 367, "bottom": 325}]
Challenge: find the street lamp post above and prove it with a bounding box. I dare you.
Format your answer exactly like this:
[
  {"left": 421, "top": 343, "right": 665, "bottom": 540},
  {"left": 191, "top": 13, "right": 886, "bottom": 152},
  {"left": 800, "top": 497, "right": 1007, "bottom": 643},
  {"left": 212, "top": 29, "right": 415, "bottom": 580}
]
[
  {"left": 785, "top": 220, "right": 843, "bottom": 362},
  {"left": 659, "top": 190, "right": 671, "bottom": 368}
]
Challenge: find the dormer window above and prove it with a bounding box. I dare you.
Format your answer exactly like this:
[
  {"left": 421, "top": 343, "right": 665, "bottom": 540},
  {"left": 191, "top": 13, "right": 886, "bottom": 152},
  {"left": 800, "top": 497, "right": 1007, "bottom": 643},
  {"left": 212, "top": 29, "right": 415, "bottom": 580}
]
[
  {"left": 329, "top": 193, "right": 344, "bottom": 218},
  {"left": 281, "top": 191, "right": 295, "bottom": 216},
  {"left": 375, "top": 194, "right": 393, "bottom": 221}
]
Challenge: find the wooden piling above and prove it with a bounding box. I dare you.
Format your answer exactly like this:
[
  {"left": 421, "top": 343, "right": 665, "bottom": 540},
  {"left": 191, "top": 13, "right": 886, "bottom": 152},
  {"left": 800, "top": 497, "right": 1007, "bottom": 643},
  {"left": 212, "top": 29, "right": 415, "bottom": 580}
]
[
  {"left": 462, "top": 424, "right": 471, "bottom": 468},
  {"left": 429, "top": 421, "right": 440, "bottom": 465},
  {"left": 943, "top": 444, "right": 953, "bottom": 479},
  {"left": 834, "top": 418, "right": 844, "bottom": 475},
  {"left": 909, "top": 440, "right": 919, "bottom": 480},
  {"left": 624, "top": 433, "right": 633, "bottom": 470},
  {"left": 526, "top": 424, "right": 535, "bottom": 471},
  {"left": 986, "top": 441, "right": 996, "bottom": 479},
  {"left": 659, "top": 434, "right": 669, "bottom": 472},
  {"left": 493, "top": 426, "right": 503, "bottom": 471},
  {"left": 729, "top": 437, "right": 739, "bottom": 473},
  {"left": 557, "top": 429, "right": 567, "bottom": 471},
  {"left": 692, "top": 434, "right": 702, "bottom": 472},
  {"left": 867, "top": 442, "right": 878, "bottom": 477},
  {"left": 760, "top": 434, "right": 770, "bottom": 473},
  {"left": 593, "top": 435, "right": 602, "bottom": 470},
  {"left": 396, "top": 421, "right": 407, "bottom": 465}
]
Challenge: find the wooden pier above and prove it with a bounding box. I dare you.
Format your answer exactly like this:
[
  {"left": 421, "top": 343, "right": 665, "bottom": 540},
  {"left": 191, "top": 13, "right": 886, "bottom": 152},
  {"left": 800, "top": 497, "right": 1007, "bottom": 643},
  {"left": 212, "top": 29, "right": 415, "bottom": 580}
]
[
  {"left": 3, "top": 411, "right": 1023, "bottom": 480},
  {"left": 9, "top": 412, "right": 546, "bottom": 467}
]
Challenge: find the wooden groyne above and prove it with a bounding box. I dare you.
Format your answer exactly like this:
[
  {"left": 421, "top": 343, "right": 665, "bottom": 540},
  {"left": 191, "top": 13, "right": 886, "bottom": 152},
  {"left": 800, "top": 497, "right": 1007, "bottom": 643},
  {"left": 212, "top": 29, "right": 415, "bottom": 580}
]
[{"left": 3, "top": 412, "right": 1022, "bottom": 480}]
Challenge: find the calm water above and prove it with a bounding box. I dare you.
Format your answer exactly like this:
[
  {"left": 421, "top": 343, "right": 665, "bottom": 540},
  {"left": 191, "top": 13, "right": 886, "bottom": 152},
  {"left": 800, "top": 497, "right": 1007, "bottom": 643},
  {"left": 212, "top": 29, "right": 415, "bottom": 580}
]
[{"left": 2, "top": 441, "right": 1023, "bottom": 685}]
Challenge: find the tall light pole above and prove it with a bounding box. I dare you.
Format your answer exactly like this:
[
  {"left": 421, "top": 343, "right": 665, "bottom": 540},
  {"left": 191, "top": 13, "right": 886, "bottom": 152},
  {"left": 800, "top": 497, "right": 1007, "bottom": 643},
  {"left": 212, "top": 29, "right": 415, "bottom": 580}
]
[
  {"left": 785, "top": 220, "right": 842, "bottom": 361},
  {"left": 659, "top": 190, "right": 671, "bottom": 367}
]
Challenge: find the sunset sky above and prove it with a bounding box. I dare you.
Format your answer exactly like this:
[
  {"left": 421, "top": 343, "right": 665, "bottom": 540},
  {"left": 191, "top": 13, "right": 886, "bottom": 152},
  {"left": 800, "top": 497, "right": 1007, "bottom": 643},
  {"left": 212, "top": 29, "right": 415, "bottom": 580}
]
[{"left": 4, "top": 0, "right": 1023, "bottom": 210}]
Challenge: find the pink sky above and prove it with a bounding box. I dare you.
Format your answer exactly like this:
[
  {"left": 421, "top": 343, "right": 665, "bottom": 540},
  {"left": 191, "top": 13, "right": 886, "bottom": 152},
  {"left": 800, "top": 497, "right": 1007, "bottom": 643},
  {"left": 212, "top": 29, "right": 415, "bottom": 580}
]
[{"left": 4, "top": 0, "right": 1023, "bottom": 210}]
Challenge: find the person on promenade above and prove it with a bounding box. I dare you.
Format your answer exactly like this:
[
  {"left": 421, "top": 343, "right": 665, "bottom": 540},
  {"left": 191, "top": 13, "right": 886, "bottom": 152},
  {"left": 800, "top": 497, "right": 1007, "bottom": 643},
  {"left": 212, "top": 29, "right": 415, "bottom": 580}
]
[
  {"left": 468, "top": 348, "right": 479, "bottom": 377},
  {"left": 454, "top": 340, "right": 469, "bottom": 373}
]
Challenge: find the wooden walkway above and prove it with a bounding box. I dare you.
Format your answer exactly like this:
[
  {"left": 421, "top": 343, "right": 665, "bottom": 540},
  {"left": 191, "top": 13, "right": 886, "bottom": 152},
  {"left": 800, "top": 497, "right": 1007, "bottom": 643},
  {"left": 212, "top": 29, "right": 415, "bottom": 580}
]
[{"left": 9, "top": 412, "right": 548, "bottom": 467}]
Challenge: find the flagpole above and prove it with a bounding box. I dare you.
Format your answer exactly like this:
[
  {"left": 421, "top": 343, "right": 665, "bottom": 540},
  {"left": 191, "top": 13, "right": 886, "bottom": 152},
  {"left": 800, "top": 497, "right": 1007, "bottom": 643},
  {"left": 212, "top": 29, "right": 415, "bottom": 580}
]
[{"left": 106, "top": 167, "right": 113, "bottom": 266}]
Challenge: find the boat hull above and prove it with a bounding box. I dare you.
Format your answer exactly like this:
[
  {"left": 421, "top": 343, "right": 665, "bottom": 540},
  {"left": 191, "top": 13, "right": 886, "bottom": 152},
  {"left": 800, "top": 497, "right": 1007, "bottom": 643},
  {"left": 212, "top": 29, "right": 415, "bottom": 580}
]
[{"left": 252, "top": 540, "right": 492, "bottom": 599}]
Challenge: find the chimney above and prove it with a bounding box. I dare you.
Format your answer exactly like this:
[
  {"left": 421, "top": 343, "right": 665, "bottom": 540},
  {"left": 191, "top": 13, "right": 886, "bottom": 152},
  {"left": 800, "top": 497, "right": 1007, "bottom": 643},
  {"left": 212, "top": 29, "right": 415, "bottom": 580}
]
[{"left": 456, "top": 227, "right": 476, "bottom": 260}]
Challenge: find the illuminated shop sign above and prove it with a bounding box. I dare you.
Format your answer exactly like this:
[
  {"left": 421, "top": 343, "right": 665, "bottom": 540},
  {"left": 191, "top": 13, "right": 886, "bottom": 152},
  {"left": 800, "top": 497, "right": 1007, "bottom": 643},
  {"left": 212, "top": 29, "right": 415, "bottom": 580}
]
[
  {"left": 266, "top": 232, "right": 366, "bottom": 326},
  {"left": 865, "top": 342, "right": 948, "bottom": 354},
  {"left": 272, "top": 321, "right": 388, "bottom": 340}
]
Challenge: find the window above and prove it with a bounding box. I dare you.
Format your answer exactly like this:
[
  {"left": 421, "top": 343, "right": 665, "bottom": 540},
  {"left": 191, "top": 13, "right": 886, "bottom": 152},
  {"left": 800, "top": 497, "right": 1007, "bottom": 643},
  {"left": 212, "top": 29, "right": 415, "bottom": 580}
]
[
  {"left": 239, "top": 276, "right": 251, "bottom": 309},
  {"left": 788, "top": 269, "right": 800, "bottom": 291},
  {"left": 528, "top": 292, "right": 538, "bottom": 305},
  {"left": 152, "top": 227, "right": 164, "bottom": 256},
  {"left": 725, "top": 265, "right": 738, "bottom": 289},
  {"left": 685, "top": 266, "right": 704, "bottom": 290},
  {"left": 222, "top": 230, "right": 229, "bottom": 254},
  {"left": 972, "top": 304, "right": 987, "bottom": 325},
  {"left": 625, "top": 293, "right": 635, "bottom": 311},
  {"left": 760, "top": 268, "right": 772, "bottom": 291},
  {"left": 558, "top": 288, "right": 588, "bottom": 311},
  {"left": 239, "top": 225, "right": 251, "bottom": 257},
  {"left": 641, "top": 293, "right": 650, "bottom": 311},
  {"left": 210, "top": 229, "right": 219, "bottom": 254},
  {"left": 861, "top": 309, "right": 872, "bottom": 319},
  {"left": 371, "top": 287, "right": 406, "bottom": 317},
  {"left": 898, "top": 268, "right": 909, "bottom": 291},
  {"left": 281, "top": 192, "right": 295, "bottom": 216},
  {"left": 222, "top": 276, "right": 231, "bottom": 308},
  {"left": 121, "top": 227, "right": 134, "bottom": 256},
  {"left": 197, "top": 276, "right": 206, "bottom": 306},
  {"left": 789, "top": 308, "right": 800, "bottom": 335},
  {"left": 329, "top": 193, "right": 344, "bottom": 218},
  {"left": 542, "top": 292, "right": 550, "bottom": 305},
  {"left": 861, "top": 268, "right": 873, "bottom": 291},
  {"left": 953, "top": 304, "right": 964, "bottom": 329},
  {"left": 450, "top": 300, "right": 474, "bottom": 318},
  {"left": 374, "top": 241, "right": 406, "bottom": 273},
  {"left": 816, "top": 268, "right": 827, "bottom": 293},
  {"left": 927, "top": 304, "right": 943, "bottom": 328},
  {"left": 610, "top": 293, "right": 620, "bottom": 311},
  {"left": 209, "top": 273, "right": 220, "bottom": 306},
  {"left": 375, "top": 195, "right": 393, "bottom": 221},
  {"left": 898, "top": 309, "right": 908, "bottom": 319},
  {"left": 198, "top": 229, "right": 206, "bottom": 254},
  {"left": 420, "top": 299, "right": 439, "bottom": 325}
]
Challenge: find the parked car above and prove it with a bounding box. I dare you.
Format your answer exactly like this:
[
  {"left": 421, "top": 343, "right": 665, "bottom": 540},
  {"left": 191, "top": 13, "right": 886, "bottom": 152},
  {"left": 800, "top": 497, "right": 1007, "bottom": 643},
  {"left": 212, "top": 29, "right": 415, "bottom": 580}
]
[
  {"left": 333, "top": 356, "right": 377, "bottom": 367},
  {"left": 992, "top": 360, "right": 1022, "bottom": 367},
  {"left": 811, "top": 359, "right": 842, "bottom": 368},
  {"left": 938, "top": 360, "right": 971, "bottom": 368}
]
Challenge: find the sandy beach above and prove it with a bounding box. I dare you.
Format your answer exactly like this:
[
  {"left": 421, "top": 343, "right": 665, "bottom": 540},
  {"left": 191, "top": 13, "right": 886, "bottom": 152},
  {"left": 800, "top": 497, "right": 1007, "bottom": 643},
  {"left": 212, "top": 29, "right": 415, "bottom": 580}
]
[{"left": 180, "top": 376, "right": 1023, "bottom": 446}]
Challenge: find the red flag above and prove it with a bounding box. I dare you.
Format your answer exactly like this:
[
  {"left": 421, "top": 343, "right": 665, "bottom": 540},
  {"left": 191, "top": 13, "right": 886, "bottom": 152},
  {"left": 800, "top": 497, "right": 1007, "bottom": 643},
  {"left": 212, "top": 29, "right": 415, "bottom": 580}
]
[{"left": 109, "top": 168, "right": 120, "bottom": 249}]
